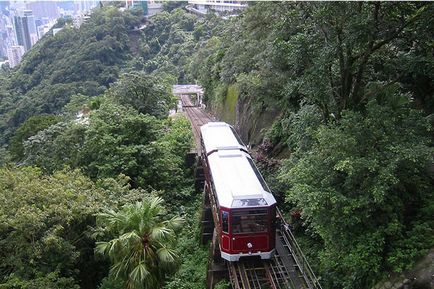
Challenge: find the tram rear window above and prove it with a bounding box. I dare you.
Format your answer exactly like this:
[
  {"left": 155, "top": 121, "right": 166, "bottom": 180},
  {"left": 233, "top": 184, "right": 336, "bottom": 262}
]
[
  {"left": 232, "top": 198, "right": 267, "bottom": 207},
  {"left": 232, "top": 209, "right": 268, "bottom": 234}
]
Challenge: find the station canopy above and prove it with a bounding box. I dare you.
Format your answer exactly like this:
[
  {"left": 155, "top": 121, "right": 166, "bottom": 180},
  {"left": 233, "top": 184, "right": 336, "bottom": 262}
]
[{"left": 172, "top": 84, "right": 204, "bottom": 96}]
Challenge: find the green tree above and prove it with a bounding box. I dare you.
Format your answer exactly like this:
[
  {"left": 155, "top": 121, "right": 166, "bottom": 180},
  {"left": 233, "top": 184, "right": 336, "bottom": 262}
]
[
  {"left": 96, "top": 197, "right": 183, "bottom": 289},
  {"left": 9, "top": 114, "right": 60, "bottom": 160},
  {"left": 136, "top": 8, "right": 220, "bottom": 83},
  {"left": 22, "top": 122, "right": 85, "bottom": 173},
  {"left": 22, "top": 100, "right": 192, "bottom": 191},
  {"left": 193, "top": 2, "right": 434, "bottom": 138},
  {"left": 0, "top": 6, "right": 137, "bottom": 145},
  {"left": 162, "top": 197, "right": 208, "bottom": 289},
  {"left": 279, "top": 97, "right": 434, "bottom": 288},
  {"left": 108, "top": 72, "right": 175, "bottom": 118},
  {"left": 0, "top": 167, "right": 104, "bottom": 288},
  {"left": 78, "top": 101, "right": 166, "bottom": 188},
  {"left": 2, "top": 272, "right": 79, "bottom": 289},
  {"left": 274, "top": 2, "right": 433, "bottom": 119}
]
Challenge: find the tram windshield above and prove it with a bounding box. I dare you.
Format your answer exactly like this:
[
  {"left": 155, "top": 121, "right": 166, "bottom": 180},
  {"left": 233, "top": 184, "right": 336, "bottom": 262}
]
[
  {"left": 232, "top": 209, "right": 268, "bottom": 234},
  {"left": 232, "top": 198, "right": 267, "bottom": 207}
]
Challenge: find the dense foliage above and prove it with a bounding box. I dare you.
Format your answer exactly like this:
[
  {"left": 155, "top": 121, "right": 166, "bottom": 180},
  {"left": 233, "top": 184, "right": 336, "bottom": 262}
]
[
  {"left": 22, "top": 100, "right": 191, "bottom": 191},
  {"left": 0, "top": 5, "right": 210, "bottom": 289},
  {"left": 130, "top": 9, "right": 222, "bottom": 83},
  {"left": 1, "top": 2, "right": 433, "bottom": 289},
  {"left": 193, "top": 2, "right": 434, "bottom": 288},
  {"left": 280, "top": 99, "right": 433, "bottom": 288},
  {"left": 0, "top": 7, "right": 142, "bottom": 145},
  {"left": 108, "top": 72, "right": 175, "bottom": 118},
  {"left": 96, "top": 197, "right": 183, "bottom": 289},
  {"left": 9, "top": 114, "right": 60, "bottom": 161},
  {"left": 193, "top": 2, "right": 434, "bottom": 120},
  {"left": 0, "top": 167, "right": 140, "bottom": 288}
]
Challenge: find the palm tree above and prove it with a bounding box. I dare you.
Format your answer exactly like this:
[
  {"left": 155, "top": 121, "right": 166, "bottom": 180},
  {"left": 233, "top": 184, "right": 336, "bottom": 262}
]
[{"left": 96, "top": 197, "right": 183, "bottom": 289}]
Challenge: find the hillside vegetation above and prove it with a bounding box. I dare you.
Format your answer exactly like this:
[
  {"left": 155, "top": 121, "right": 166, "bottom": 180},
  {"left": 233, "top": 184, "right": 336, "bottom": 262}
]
[
  {"left": 193, "top": 2, "right": 434, "bottom": 289},
  {"left": 0, "top": 5, "right": 217, "bottom": 289},
  {"left": 0, "top": 7, "right": 142, "bottom": 145},
  {"left": 0, "top": 2, "right": 433, "bottom": 289}
]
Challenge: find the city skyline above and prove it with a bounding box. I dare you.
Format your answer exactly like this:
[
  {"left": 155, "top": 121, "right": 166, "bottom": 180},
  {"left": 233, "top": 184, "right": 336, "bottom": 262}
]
[{"left": 0, "top": 0, "right": 99, "bottom": 67}]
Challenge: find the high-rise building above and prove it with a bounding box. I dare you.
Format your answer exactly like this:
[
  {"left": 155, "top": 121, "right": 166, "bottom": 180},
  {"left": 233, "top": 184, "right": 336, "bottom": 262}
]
[
  {"left": 9, "top": 1, "right": 26, "bottom": 12},
  {"left": 147, "top": 1, "right": 163, "bottom": 17},
  {"left": 13, "top": 9, "right": 38, "bottom": 51},
  {"left": 37, "top": 20, "right": 57, "bottom": 39},
  {"left": 0, "top": 14, "right": 7, "bottom": 58},
  {"left": 73, "top": 13, "right": 91, "bottom": 28},
  {"left": 188, "top": 0, "right": 247, "bottom": 15},
  {"left": 74, "top": 0, "right": 98, "bottom": 15},
  {"left": 125, "top": 0, "right": 163, "bottom": 17},
  {"left": 7, "top": 45, "right": 24, "bottom": 67},
  {"left": 0, "top": 39, "right": 5, "bottom": 59},
  {"left": 13, "top": 14, "right": 23, "bottom": 46},
  {"left": 26, "top": 1, "right": 59, "bottom": 20},
  {"left": 5, "top": 24, "right": 15, "bottom": 50}
]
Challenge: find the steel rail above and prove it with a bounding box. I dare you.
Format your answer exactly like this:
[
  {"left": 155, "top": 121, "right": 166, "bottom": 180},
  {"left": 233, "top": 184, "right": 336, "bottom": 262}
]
[
  {"left": 276, "top": 208, "right": 322, "bottom": 289},
  {"left": 271, "top": 250, "right": 297, "bottom": 289},
  {"left": 264, "top": 262, "right": 280, "bottom": 289},
  {"left": 228, "top": 262, "right": 242, "bottom": 289},
  {"left": 180, "top": 95, "right": 212, "bottom": 152},
  {"left": 228, "top": 261, "right": 276, "bottom": 289}
]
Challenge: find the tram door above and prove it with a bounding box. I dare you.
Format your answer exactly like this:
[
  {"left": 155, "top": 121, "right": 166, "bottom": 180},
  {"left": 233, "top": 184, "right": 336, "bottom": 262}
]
[{"left": 221, "top": 211, "right": 230, "bottom": 251}]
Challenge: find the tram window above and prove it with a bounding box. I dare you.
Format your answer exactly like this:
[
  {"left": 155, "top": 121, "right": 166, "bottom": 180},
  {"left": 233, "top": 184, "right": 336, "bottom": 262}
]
[
  {"left": 232, "top": 209, "right": 268, "bottom": 234},
  {"left": 222, "top": 211, "right": 229, "bottom": 233},
  {"left": 232, "top": 198, "right": 267, "bottom": 207}
]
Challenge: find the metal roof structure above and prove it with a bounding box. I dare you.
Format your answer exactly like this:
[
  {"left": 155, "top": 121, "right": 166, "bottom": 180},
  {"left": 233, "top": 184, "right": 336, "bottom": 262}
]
[
  {"left": 201, "top": 122, "right": 276, "bottom": 209},
  {"left": 200, "top": 122, "right": 246, "bottom": 154},
  {"left": 172, "top": 84, "right": 204, "bottom": 96},
  {"left": 208, "top": 150, "right": 276, "bottom": 208}
]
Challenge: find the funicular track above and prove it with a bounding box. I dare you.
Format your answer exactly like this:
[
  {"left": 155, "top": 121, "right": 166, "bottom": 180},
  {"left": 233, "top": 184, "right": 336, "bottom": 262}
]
[
  {"left": 179, "top": 95, "right": 322, "bottom": 289},
  {"left": 227, "top": 213, "right": 322, "bottom": 289},
  {"left": 180, "top": 95, "right": 212, "bottom": 153}
]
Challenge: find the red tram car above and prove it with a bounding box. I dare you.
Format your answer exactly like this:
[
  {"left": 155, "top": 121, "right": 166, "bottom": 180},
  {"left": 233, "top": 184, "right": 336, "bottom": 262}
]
[{"left": 200, "top": 122, "right": 277, "bottom": 261}]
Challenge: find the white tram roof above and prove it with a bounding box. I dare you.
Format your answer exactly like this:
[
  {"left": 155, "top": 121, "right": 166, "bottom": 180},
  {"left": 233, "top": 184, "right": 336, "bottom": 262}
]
[
  {"left": 200, "top": 122, "right": 247, "bottom": 154},
  {"left": 208, "top": 150, "right": 276, "bottom": 209}
]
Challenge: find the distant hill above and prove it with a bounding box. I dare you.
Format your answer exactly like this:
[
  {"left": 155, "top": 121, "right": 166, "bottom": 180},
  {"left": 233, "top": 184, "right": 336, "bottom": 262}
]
[
  {"left": 0, "top": 6, "right": 220, "bottom": 147},
  {"left": 0, "top": 6, "right": 142, "bottom": 144}
]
